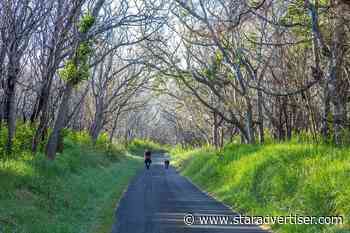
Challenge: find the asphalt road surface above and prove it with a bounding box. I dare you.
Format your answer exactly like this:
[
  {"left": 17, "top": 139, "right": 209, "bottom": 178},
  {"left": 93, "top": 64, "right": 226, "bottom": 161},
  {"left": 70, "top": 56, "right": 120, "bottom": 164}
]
[{"left": 111, "top": 153, "right": 268, "bottom": 233}]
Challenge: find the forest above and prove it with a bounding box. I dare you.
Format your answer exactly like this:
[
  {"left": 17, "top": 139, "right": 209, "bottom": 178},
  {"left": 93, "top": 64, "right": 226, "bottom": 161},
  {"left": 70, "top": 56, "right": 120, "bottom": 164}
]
[
  {"left": 0, "top": 0, "right": 349, "bottom": 233},
  {"left": 0, "top": 0, "right": 349, "bottom": 154}
]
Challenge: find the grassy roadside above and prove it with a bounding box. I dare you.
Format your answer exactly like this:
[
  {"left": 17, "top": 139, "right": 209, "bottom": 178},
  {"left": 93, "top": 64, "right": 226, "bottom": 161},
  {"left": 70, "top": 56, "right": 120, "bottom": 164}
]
[
  {"left": 88, "top": 154, "right": 142, "bottom": 233},
  {"left": 170, "top": 142, "right": 350, "bottom": 233},
  {"left": 0, "top": 128, "right": 143, "bottom": 233}
]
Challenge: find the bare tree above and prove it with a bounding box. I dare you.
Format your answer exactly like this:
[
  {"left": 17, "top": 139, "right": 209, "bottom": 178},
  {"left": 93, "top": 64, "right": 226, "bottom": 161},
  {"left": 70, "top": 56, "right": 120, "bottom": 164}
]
[
  {"left": 45, "top": 0, "right": 165, "bottom": 159},
  {"left": 0, "top": 0, "right": 50, "bottom": 153}
]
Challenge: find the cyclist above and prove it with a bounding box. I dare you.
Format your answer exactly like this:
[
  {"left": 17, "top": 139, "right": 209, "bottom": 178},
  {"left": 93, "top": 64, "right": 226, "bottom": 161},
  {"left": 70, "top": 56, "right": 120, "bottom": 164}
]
[
  {"left": 144, "top": 150, "right": 152, "bottom": 169},
  {"left": 164, "top": 159, "right": 170, "bottom": 169}
]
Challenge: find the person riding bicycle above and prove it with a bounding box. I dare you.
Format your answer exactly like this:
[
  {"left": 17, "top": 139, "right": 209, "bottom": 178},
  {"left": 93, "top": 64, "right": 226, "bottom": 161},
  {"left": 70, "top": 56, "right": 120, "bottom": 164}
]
[
  {"left": 144, "top": 150, "right": 152, "bottom": 169},
  {"left": 164, "top": 159, "right": 170, "bottom": 169}
]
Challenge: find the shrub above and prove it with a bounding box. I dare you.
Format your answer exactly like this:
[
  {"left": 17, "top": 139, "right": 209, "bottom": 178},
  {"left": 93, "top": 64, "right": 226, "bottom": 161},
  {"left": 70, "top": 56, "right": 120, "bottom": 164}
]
[
  {"left": 65, "top": 130, "right": 92, "bottom": 147},
  {"left": 127, "top": 139, "right": 167, "bottom": 156},
  {"left": 95, "top": 132, "right": 109, "bottom": 150},
  {"left": 0, "top": 122, "right": 37, "bottom": 158}
]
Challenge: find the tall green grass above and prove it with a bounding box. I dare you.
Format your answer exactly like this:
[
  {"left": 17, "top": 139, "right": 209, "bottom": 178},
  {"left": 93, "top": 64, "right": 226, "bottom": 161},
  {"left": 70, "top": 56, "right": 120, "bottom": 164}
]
[
  {"left": 170, "top": 142, "right": 350, "bottom": 233},
  {"left": 0, "top": 125, "right": 143, "bottom": 233}
]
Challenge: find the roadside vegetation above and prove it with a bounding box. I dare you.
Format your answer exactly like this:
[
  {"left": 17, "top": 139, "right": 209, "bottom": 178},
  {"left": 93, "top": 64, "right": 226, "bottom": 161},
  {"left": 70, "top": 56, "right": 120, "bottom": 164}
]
[
  {"left": 0, "top": 123, "right": 144, "bottom": 233},
  {"left": 170, "top": 139, "right": 350, "bottom": 233},
  {"left": 127, "top": 139, "right": 168, "bottom": 156}
]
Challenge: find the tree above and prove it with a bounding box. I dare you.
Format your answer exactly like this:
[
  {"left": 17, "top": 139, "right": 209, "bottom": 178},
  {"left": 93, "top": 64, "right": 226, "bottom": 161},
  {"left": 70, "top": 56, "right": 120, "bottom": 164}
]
[{"left": 0, "top": 0, "right": 49, "bottom": 153}]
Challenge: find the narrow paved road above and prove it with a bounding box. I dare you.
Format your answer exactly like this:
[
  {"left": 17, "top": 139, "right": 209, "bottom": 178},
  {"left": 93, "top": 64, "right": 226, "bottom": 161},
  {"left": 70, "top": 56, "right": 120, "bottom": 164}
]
[{"left": 111, "top": 154, "right": 268, "bottom": 233}]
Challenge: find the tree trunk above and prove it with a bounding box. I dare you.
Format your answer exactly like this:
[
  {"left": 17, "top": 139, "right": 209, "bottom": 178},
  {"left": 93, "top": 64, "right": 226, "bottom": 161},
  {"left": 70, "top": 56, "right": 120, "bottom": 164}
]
[
  {"left": 240, "top": 131, "right": 246, "bottom": 144},
  {"left": 45, "top": 83, "right": 74, "bottom": 160},
  {"left": 321, "top": 82, "right": 330, "bottom": 140},
  {"left": 257, "top": 89, "right": 264, "bottom": 144},
  {"left": 90, "top": 97, "right": 104, "bottom": 145},
  {"left": 4, "top": 57, "right": 20, "bottom": 154},
  {"left": 283, "top": 97, "right": 292, "bottom": 140},
  {"left": 91, "top": 115, "right": 103, "bottom": 145},
  {"left": 328, "top": 0, "right": 348, "bottom": 145},
  {"left": 109, "top": 113, "right": 120, "bottom": 143},
  {"left": 245, "top": 98, "right": 255, "bottom": 144},
  {"left": 212, "top": 111, "right": 219, "bottom": 148},
  {"left": 220, "top": 127, "right": 224, "bottom": 147},
  {"left": 31, "top": 81, "right": 53, "bottom": 152}
]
